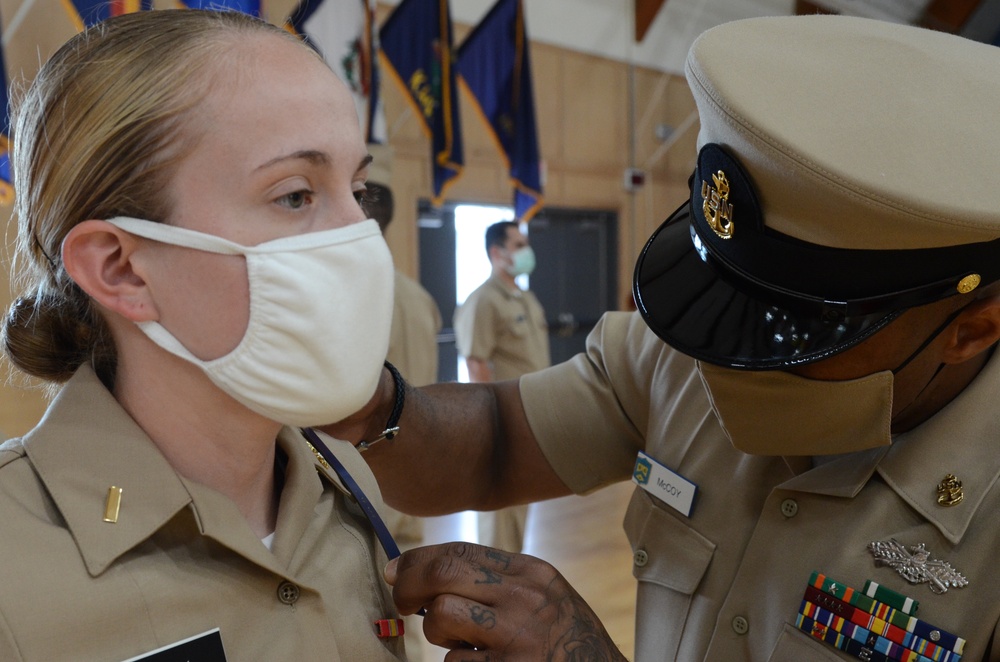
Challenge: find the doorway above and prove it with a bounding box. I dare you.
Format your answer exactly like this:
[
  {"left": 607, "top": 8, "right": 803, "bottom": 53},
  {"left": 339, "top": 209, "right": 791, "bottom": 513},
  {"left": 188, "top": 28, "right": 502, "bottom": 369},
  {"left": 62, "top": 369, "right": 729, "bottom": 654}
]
[{"left": 418, "top": 201, "right": 618, "bottom": 382}]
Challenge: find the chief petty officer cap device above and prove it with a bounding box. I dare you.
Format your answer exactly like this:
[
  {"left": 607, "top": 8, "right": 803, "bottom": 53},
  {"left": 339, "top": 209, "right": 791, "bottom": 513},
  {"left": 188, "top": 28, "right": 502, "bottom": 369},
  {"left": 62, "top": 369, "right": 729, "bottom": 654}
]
[{"left": 633, "top": 15, "right": 1000, "bottom": 370}]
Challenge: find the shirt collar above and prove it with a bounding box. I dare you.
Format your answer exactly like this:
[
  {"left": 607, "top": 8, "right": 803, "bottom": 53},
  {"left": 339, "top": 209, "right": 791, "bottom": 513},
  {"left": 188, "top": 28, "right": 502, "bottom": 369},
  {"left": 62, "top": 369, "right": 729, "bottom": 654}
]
[
  {"left": 876, "top": 352, "right": 1000, "bottom": 544},
  {"left": 489, "top": 273, "right": 522, "bottom": 298},
  {"left": 778, "top": 354, "right": 1000, "bottom": 545},
  {"left": 24, "top": 367, "right": 353, "bottom": 576},
  {"left": 25, "top": 366, "right": 192, "bottom": 577}
]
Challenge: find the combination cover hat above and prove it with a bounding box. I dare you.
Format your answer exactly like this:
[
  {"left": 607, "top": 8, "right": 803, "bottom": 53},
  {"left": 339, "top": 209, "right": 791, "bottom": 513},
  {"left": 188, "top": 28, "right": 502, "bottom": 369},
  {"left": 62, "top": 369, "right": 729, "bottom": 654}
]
[{"left": 633, "top": 15, "right": 1000, "bottom": 369}]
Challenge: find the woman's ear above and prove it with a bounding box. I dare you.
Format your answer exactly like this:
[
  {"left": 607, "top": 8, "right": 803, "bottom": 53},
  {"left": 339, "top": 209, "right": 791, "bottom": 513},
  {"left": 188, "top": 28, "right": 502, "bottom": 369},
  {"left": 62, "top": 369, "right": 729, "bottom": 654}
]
[
  {"left": 61, "top": 220, "right": 159, "bottom": 322},
  {"left": 942, "top": 294, "right": 1000, "bottom": 364}
]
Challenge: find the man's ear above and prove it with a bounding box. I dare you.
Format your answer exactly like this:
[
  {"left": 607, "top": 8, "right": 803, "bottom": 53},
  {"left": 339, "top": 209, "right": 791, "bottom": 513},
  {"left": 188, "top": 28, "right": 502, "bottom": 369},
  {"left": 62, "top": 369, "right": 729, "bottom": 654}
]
[
  {"left": 61, "top": 220, "right": 159, "bottom": 322},
  {"left": 942, "top": 294, "right": 1000, "bottom": 364}
]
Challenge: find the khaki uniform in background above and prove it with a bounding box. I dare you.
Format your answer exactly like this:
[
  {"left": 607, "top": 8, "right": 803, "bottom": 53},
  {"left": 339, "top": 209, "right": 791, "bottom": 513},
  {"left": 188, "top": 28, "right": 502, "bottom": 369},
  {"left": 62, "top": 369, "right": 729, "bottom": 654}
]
[
  {"left": 384, "top": 269, "right": 441, "bottom": 547},
  {"left": 388, "top": 270, "right": 442, "bottom": 390},
  {"left": 521, "top": 312, "right": 1000, "bottom": 661},
  {"left": 454, "top": 273, "right": 550, "bottom": 552},
  {"left": 454, "top": 274, "right": 550, "bottom": 382},
  {"left": 0, "top": 367, "right": 405, "bottom": 662}
]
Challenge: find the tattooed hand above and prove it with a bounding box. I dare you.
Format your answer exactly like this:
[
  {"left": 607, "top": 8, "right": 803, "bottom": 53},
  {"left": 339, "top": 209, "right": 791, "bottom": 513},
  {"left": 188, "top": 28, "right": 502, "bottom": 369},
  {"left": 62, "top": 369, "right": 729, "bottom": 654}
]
[{"left": 384, "top": 542, "right": 628, "bottom": 662}]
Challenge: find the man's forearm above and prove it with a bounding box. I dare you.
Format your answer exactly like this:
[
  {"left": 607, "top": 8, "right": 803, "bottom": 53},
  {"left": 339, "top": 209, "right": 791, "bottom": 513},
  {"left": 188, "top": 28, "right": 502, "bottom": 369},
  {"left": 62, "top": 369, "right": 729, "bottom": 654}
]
[{"left": 320, "top": 369, "right": 570, "bottom": 516}]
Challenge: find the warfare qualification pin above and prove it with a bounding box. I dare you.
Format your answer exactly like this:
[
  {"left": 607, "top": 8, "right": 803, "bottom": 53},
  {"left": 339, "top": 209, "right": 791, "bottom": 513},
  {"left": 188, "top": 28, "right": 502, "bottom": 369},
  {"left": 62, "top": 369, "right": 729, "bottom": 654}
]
[{"left": 868, "top": 539, "right": 968, "bottom": 594}]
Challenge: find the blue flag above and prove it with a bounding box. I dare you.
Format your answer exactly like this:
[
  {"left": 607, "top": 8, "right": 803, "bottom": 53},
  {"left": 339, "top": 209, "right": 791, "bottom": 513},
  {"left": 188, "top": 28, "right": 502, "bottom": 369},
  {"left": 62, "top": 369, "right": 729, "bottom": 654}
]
[
  {"left": 287, "top": 0, "right": 385, "bottom": 143},
  {"left": 458, "top": 0, "right": 542, "bottom": 220},
  {"left": 179, "top": 0, "right": 261, "bottom": 16},
  {"left": 0, "top": 14, "right": 11, "bottom": 205},
  {"left": 380, "top": 0, "right": 463, "bottom": 204},
  {"left": 64, "top": 0, "right": 152, "bottom": 30}
]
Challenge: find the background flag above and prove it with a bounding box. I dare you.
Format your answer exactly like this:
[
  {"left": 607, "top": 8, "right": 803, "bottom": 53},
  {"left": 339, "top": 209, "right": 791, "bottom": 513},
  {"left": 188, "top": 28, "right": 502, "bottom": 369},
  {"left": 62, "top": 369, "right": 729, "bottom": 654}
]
[
  {"left": 0, "top": 12, "right": 11, "bottom": 205},
  {"left": 380, "top": 0, "right": 462, "bottom": 204},
  {"left": 287, "top": 0, "right": 386, "bottom": 144},
  {"left": 458, "top": 0, "right": 543, "bottom": 220},
  {"left": 63, "top": 0, "right": 151, "bottom": 31},
  {"left": 178, "top": 0, "right": 261, "bottom": 16}
]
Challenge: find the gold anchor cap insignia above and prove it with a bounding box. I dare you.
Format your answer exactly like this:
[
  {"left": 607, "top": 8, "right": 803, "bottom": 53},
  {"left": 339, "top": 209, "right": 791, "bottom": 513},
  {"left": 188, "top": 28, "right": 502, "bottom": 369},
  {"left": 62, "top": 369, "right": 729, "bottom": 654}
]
[
  {"left": 701, "top": 170, "right": 735, "bottom": 239},
  {"left": 936, "top": 473, "right": 964, "bottom": 506}
]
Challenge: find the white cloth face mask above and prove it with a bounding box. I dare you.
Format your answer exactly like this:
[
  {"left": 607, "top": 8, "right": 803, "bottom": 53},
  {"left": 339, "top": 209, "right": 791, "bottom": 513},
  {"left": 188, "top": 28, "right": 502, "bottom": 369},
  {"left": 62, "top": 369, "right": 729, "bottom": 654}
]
[{"left": 104, "top": 217, "right": 394, "bottom": 427}]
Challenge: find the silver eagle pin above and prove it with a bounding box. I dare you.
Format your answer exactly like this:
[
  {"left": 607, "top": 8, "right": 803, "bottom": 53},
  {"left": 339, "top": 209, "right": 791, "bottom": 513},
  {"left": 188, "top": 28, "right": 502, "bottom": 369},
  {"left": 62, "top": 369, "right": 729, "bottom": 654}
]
[{"left": 867, "top": 539, "right": 968, "bottom": 594}]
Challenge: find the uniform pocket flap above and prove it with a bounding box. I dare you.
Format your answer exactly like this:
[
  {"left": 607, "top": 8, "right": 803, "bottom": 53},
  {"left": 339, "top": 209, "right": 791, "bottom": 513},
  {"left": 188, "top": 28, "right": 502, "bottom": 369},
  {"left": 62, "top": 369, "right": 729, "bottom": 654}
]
[
  {"left": 767, "top": 624, "right": 846, "bottom": 661},
  {"left": 623, "top": 488, "right": 715, "bottom": 594}
]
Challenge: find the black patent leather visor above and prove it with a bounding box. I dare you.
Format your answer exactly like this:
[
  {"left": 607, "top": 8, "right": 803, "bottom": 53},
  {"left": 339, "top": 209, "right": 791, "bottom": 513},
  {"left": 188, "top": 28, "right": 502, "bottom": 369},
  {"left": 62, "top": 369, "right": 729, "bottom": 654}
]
[
  {"left": 632, "top": 203, "right": 902, "bottom": 370},
  {"left": 633, "top": 144, "right": 1000, "bottom": 370}
]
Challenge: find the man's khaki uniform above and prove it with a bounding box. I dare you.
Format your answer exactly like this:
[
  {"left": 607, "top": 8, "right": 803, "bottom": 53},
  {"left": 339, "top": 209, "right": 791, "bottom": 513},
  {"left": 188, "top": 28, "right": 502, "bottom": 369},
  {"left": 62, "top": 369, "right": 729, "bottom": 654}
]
[
  {"left": 455, "top": 273, "right": 550, "bottom": 551},
  {"left": 521, "top": 312, "right": 1000, "bottom": 661},
  {"left": 454, "top": 274, "right": 550, "bottom": 382},
  {"left": 0, "top": 367, "right": 405, "bottom": 661}
]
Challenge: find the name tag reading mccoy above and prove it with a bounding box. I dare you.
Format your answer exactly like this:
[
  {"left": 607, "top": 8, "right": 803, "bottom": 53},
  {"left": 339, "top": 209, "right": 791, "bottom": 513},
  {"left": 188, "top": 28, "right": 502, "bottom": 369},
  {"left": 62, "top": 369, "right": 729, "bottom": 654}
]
[{"left": 632, "top": 451, "right": 697, "bottom": 517}]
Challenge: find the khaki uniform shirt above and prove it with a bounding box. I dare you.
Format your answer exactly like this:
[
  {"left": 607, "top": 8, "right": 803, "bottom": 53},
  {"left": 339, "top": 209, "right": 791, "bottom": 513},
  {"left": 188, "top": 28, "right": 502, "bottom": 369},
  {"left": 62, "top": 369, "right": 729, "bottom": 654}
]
[
  {"left": 520, "top": 312, "right": 1000, "bottom": 662},
  {"left": 0, "top": 367, "right": 405, "bottom": 662},
  {"left": 454, "top": 274, "right": 550, "bottom": 381},
  {"left": 388, "top": 270, "right": 442, "bottom": 387}
]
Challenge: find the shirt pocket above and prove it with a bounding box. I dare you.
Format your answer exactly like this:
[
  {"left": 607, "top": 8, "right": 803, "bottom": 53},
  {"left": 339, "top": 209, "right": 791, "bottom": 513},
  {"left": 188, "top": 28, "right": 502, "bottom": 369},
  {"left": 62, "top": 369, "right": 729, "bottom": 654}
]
[
  {"left": 767, "top": 623, "right": 847, "bottom": 661},
  {"left": 623, "top": 487, "right": 715, "bottom": 660}
]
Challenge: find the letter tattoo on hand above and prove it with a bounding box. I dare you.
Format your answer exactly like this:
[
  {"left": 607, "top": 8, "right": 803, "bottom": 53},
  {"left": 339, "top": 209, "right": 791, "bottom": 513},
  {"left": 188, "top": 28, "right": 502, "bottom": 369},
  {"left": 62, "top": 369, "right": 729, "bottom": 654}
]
[
  {"left": 470, "top": 605, "right": 497, "bottom": 630},
  {"left": 475, "top": 565, "right": 503, "bottom": 585},
  {"left": 485, "top": 548, "right": 512, "bottom": 570}
]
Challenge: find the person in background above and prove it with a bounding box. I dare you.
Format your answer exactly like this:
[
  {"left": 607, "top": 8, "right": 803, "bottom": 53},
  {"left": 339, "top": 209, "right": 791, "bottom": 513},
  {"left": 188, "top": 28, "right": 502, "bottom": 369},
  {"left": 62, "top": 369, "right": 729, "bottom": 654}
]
[
  {"left": 367, "top": 179, "right": 441, "bottom": 662},
  {"left": 453, "top": 220, "right": 550, "bottom": 552},
  {"left": 0, "top": 10, "right": 405, "bottom": 661},
  {"left": 369, "top": 181, "right": 443, "bottom": 395},
  {"left": 329, "top": 15, "right": 1000, "bottom": 661}
]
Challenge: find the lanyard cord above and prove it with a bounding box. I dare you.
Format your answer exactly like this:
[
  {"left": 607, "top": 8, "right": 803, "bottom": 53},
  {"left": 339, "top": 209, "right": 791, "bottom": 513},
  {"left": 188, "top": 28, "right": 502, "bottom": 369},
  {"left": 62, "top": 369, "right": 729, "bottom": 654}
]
[{"left": 301, "top": 427, "right": 401, "bottom": 560}]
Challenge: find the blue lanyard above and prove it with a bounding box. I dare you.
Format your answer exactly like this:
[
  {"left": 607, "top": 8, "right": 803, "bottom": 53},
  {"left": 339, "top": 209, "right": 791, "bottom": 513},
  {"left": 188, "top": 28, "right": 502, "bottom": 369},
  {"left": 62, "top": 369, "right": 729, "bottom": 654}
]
[{"left": 301, "top": 427, "right": 402, "bottom": 560}]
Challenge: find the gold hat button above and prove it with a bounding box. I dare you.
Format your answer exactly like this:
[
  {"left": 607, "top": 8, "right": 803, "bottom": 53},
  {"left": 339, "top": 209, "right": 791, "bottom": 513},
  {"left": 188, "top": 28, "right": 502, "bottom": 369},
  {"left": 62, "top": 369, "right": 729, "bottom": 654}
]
[{"left": 957, "top": 274, "right": 981, "bottom": 294}]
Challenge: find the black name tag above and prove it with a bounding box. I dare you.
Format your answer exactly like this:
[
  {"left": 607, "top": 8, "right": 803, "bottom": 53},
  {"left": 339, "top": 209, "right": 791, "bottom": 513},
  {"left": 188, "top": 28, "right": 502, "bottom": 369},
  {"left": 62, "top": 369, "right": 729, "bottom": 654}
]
[{"left": 121, "top": 629, "right": 227, "bottom": 662}]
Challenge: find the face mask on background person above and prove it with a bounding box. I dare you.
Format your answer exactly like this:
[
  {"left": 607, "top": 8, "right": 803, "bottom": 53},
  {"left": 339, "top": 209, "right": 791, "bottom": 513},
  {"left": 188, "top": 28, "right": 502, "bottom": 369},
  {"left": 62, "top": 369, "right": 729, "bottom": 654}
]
[
  {"left": 505, "top": 246, "right": 536, "bottom": 277},
  {"left": 697, "top": 304, "right": 969, "bottom": 456},
  {"left": 103, "top": 217, "right": 394, "bottom": 427}
]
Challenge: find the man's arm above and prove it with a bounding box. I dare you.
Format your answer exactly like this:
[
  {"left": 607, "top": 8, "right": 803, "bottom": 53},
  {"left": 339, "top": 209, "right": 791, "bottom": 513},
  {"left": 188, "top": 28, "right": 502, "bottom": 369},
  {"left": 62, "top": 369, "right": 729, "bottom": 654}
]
[{"left": 318, "top": 368, "right": 572, "bottom": 515}]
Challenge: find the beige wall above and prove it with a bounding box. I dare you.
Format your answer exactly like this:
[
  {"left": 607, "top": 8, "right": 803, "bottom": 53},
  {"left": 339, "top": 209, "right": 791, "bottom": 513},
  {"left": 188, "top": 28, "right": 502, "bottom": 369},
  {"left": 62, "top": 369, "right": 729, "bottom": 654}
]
[{"left": 0, "top": 2, "right": 699, "bottom": 437}]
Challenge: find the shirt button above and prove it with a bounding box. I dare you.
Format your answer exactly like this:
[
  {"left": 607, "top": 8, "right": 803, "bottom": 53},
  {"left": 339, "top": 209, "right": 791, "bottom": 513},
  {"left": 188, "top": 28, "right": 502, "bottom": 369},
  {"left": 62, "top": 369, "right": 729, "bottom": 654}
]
[
  {"left": 780, "top": 498, "right": 799, "bottom": 518},
  {"left": 732, "top": 615, "right": 749, "bottom": 635},
  {"left": 633, "top": 549, "right": 649, "bottom": 567},
  {"left": 277, "top": 581, "right": 300, "bottom": 605}
]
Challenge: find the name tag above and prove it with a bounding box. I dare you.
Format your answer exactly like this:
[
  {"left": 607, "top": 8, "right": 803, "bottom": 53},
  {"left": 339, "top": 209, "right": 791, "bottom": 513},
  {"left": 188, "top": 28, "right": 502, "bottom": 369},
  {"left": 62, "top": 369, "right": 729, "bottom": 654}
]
[
  {"left": 632, "top": 451, "right": 697, "bottom": 517},
  {"left": 121, "top": 628, "right": 227, "bottom": 662}
]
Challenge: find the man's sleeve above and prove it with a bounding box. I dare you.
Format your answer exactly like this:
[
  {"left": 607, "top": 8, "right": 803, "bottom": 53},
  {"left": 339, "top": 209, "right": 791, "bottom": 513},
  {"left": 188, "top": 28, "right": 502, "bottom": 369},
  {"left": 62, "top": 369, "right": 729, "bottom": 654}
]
[
  {"left": 519, "top": 312, "right": 652, "bottom": 494},
  {"left": 454, "top": 292, "right": 498, "bottom": 360}
]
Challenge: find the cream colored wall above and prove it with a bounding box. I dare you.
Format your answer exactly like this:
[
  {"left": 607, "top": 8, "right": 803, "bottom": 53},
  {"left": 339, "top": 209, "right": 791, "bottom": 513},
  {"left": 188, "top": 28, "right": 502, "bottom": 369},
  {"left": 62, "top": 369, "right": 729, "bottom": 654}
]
[{"left": 0, "top": 2, "right": 699, "bottom": 437}]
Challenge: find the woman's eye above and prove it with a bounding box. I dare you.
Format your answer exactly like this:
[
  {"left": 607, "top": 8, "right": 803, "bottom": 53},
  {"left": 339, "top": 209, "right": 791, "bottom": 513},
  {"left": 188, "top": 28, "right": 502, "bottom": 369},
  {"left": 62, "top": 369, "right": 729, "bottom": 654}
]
[
  {"left": 354, "top": 187, "right": 376, "bottom": 212},
  {"left": 279, "top": 190, "right": 313, "bottom": 209}
]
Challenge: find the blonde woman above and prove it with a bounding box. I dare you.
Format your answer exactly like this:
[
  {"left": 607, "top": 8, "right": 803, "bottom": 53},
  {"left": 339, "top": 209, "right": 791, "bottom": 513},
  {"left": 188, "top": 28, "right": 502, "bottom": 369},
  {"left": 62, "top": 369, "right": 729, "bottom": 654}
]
[{"left": 0, "top": 10, "right": 405, "bottom": 661}]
